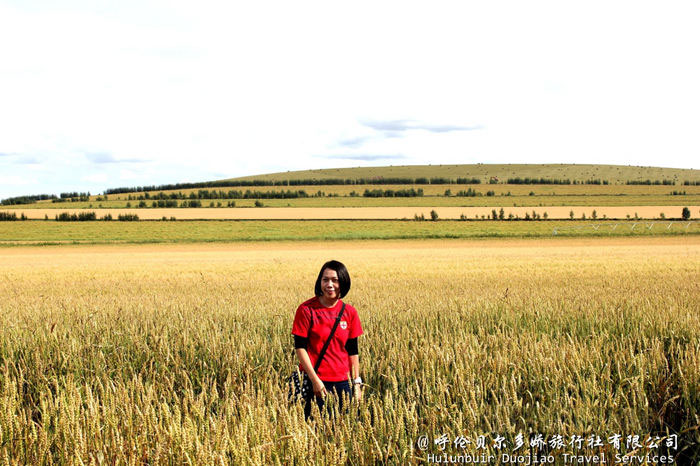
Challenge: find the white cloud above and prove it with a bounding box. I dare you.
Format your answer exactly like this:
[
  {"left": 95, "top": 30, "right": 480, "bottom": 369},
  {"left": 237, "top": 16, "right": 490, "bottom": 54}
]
[
  {"left": 119, "top": 169, "right": 139, "bottom": 181},
  {"left": 82, "top": 173, "right": 108, "bottom": 183},
  {"left": 0, "top": 175, "right": 36, "bottom": 186}
]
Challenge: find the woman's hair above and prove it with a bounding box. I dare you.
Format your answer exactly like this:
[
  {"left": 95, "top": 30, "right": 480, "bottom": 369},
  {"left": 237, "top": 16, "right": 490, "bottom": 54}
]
[{"left": 315, "top": 260, "right": 351, "bottom": 298}]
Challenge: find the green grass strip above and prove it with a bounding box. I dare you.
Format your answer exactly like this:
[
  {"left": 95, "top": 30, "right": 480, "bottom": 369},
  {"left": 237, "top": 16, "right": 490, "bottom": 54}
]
[{"left": 0, "top": 220, "right": 698, "bottom": 247}]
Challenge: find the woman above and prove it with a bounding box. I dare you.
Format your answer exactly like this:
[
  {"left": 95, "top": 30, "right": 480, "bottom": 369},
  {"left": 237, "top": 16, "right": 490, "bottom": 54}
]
[{"left": 291, "top": 260, "right": 363, "bottom": 419}]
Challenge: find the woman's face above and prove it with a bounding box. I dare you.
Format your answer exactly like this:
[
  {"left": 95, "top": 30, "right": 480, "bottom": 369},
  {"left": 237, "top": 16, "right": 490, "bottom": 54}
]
[{"left": 320, "top": 268, "right": 340, "bottom": 301}]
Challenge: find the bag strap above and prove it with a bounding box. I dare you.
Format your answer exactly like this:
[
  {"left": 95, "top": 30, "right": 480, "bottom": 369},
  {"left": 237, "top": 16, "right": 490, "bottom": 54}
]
[{"left": 313, "top": 302, "right": 346, "bottom": 372}]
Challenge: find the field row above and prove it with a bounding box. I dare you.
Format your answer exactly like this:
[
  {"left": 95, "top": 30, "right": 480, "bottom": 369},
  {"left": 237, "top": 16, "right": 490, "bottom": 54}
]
[
  {"left": 6, "top": 194, "right": 700, "bottom": 210},
  {"left": 0, "top": 237, "right": 697, "bottom": 462},
  {"left": 0, "top": 219, "right": 698, "bottom": 245},
  {"left": 5, "top": 205, "right": 698, "bottom": 221}
]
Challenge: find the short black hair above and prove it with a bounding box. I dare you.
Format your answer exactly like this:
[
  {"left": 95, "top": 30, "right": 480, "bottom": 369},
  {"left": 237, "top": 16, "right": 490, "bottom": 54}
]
[{"left": 314, "top": 260, "right": 351, "bottom": 299}]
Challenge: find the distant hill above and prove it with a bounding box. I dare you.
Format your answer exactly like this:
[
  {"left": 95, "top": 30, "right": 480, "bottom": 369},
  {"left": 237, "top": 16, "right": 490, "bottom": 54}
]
[
  {"left": 224, "top": 164, "right": 699, "bottom": 185},
  {"left": 3, "top": 164, "right": 699, "bottom": 205}
]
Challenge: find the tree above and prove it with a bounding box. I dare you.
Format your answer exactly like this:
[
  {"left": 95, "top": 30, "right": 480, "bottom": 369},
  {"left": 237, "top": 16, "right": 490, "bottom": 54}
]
[
  {"left": 569, "top": 210, "right": 574, "bottom": 219},
  {"left": 682, "top": 207, "right": 691, "bottom": 220},
  {"left": 430, "top": 210, "right": 439, "bottom": 221}
]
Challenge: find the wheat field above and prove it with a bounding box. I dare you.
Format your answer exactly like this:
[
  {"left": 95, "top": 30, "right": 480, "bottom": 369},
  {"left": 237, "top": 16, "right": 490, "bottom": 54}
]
[{"left": 0, "top": 237, "right": 698, "bottom": 464}]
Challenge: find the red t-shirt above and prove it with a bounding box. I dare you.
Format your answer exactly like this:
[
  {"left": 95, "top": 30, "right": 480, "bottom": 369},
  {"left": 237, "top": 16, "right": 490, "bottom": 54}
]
[{"left": 291, "top": 296, "right": 363, "bottom": 382}]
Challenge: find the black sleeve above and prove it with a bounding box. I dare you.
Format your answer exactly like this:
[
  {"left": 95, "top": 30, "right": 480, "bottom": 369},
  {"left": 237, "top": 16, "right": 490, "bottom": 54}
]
[
  {"left": 294, "top": 335, "right": 309, "bottom": 350},
  {"left": 345, "top": 337, "right": 358, "bottom": 356}
]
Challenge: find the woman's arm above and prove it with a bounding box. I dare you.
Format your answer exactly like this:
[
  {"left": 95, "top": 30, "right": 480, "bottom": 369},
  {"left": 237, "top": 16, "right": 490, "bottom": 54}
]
[
  {"left": 295, "top": 348, "right": 326, "bottom": 397},
  {"left": 349, "top": 354, "right": 360, "bottom": 379},
  {"left": 345, "top": 334, "right": 362, "bottom": 401},
  {"left": 349, "top": 354, "right": 362, "bottom": 400}
]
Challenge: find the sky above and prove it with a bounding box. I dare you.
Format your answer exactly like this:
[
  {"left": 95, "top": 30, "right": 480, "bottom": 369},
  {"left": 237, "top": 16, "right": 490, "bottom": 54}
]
[{"left": 1, "top": 1, "right": 699, "bottom": 200}]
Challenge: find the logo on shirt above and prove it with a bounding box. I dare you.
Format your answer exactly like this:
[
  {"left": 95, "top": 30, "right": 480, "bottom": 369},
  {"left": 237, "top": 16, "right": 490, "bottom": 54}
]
[{"left": 340, "top": 321, "right": 347, "bottom": 330}]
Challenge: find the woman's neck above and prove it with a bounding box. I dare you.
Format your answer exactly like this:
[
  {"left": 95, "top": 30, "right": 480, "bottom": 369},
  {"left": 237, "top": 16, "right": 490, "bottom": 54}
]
[{"left": 318, "top": 296, "right": 338, "bottom": 308}]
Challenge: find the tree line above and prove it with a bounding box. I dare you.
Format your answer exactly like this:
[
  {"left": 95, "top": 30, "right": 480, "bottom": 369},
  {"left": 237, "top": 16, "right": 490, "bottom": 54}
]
[
  {"left": 1, "top": 194, "right": 57, "bottom": 205},
  {"left": 0, "top": 211, "right": 28, "bottom": 220},
  {"left": 626, "top": 179, "right": 675, "bottom": 185},
  {"left": 54, "top": 212, "right": 139, "bottom": 221},
  {"left": 127, "top": 189, "right": 312, "bottom": 201},
  {"left": 52, "top": 194, "right": 91, "bottom": 203},
  {"left": 506, "top": 177, "right": 611, "bottom": 185},
  {"left": 362, "top": 188, "right": 424, "bottom": 198},
  {"left": 102, "top": 177, "right": 484, "bottom": 195}
]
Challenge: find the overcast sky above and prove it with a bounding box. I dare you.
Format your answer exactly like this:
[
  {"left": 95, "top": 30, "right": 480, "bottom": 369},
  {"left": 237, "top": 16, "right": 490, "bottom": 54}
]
[{"left": 1, "top": 1, "right": 699, "bottom": 199}]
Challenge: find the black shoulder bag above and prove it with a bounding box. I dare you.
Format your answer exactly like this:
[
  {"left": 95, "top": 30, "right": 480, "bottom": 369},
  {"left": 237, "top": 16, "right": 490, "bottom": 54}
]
[{"left": 288, "top": 303, "right": 346, "bottom": 402}]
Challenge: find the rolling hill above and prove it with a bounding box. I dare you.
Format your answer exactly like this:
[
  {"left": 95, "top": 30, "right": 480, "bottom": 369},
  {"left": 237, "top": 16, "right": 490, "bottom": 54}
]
[{"left": 224, "top": 163, "right": 699, "bottom": 185}]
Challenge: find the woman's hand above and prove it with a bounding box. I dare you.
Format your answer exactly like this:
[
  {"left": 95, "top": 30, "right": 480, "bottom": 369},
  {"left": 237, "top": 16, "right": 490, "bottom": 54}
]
[
  {"left": 312, "top": 377, "right": 326, "bottom": 398},
  {"left": 353, "top": 384, "right": 363, "bottom": 401},
  {"left": 295, "top": 348, "right": 326, "bottom": 397}
]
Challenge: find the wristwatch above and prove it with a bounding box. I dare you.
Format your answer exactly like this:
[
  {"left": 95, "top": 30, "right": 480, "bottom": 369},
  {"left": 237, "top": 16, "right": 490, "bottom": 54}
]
[{"left": 353, "top": 377, "right": 363, "bottom": 385}]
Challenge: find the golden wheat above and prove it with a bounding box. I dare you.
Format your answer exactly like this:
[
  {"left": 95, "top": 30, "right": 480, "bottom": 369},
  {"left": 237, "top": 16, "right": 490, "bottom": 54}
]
[{"left": 0, "top": 237, "right": 698, "bottom": 464}]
